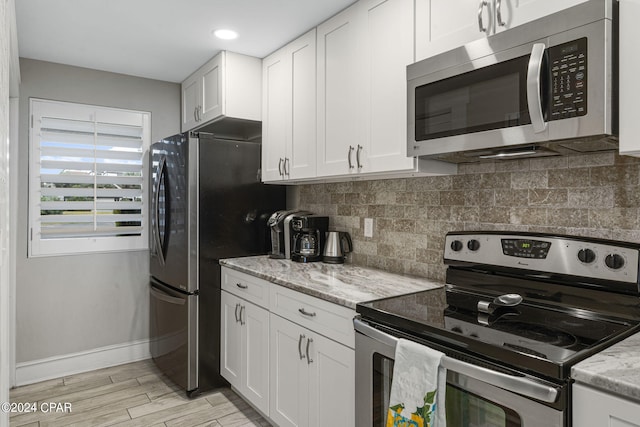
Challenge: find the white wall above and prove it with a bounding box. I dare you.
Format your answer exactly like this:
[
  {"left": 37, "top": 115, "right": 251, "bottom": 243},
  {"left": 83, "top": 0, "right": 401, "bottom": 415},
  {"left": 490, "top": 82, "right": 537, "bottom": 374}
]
[
  {"left": 15, "top": 58, "right": 180, "bottom": 382},
  {"left": 1, "top": 0, "right": 11, "bottom": 422}
]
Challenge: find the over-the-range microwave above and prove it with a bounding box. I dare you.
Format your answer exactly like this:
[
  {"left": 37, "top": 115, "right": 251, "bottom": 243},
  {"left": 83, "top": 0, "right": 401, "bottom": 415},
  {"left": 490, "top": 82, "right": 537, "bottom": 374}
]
[{"left": 407, "top": 0, "right": 618, "bottom": 162}]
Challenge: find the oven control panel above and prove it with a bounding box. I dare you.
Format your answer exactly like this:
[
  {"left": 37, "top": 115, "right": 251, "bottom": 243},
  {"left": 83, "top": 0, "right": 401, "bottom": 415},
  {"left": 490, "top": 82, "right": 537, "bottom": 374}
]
[
  {"left": 501, "top": 239, "right": 551, "bottom": 259},
  {"left": 444, "top": 233, "right": 639, "bottom": 284}
]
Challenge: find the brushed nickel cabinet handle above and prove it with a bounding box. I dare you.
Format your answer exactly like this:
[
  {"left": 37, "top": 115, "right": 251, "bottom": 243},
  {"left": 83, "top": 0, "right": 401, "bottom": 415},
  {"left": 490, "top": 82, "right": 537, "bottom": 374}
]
[
  {"left": 298, "top": 334, "right": 306, "bottom": 360},
  {"left": 348, "top": 146, "right": 354, "bottom": 169},
  {"left": 236, "top": 282, "right": 248, "bottom": 289},
  {"left": 356, "top": 144, "right": 363, "bottom": 169},
  {"left": 299, "top": 308, "right": 317, "bottom": 317},
  {"left": 478, "top": 0, "right": 489, "bottom": 33},
  {"left": 496, "top": 0, "right": 506, "bottom": 27},
  {"left": 239, "top": 305, "right": 245, "bottom": 325},
  {"left": 306, "top": 337, "right": 314, "bottom": 364},
  {"left": 284, "top": 157, "right": 290, "bottom": 176},
  {"left": 234, "top": 303, "right": 240, "bottom": 323},
  {"left": 278, "top": 158, "right": 283, "bottom": 176}
]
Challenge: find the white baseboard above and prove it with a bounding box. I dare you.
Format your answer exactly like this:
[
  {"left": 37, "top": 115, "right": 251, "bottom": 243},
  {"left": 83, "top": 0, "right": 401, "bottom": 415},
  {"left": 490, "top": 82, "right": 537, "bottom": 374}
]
[{"left": 15, "top": 339, "right": 151, "bottom": 386}]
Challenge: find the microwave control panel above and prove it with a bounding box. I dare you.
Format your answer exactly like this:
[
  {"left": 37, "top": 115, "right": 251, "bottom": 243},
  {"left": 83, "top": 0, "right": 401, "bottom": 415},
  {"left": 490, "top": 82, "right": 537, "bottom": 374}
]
[{"left": 549, "top": 37, "right": 588, "bottom": 121}]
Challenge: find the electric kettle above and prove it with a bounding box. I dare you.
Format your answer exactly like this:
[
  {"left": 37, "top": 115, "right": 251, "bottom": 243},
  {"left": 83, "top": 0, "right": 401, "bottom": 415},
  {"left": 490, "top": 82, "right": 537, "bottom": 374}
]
[{"left": 322, "top": 231, "right": 353, "bottom": 264}]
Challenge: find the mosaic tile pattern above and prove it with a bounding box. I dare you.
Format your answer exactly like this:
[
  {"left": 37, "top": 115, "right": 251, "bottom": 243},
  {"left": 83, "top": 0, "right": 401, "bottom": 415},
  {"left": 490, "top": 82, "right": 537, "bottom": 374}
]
[{"left": 295, "top": 152, "right": 640, "bottom": 282}]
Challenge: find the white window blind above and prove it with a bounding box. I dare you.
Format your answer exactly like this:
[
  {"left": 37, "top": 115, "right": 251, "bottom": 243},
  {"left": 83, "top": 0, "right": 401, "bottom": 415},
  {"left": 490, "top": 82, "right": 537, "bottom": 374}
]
[{"left": 29, "top": 99, "right": 151, "bottom": 256}]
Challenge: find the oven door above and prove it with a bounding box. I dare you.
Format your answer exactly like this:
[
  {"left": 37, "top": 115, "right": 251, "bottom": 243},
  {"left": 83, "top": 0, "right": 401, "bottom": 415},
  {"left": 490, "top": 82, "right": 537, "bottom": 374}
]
[{"left": 354, "top": 319, "right": 564, "bottom": 427}]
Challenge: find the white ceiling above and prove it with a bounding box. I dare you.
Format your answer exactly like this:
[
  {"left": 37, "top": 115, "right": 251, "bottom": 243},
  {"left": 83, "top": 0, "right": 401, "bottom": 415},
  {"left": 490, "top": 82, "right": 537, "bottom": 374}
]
[{"left": 15, "top": 0, "right": 357, "bottom": 83}]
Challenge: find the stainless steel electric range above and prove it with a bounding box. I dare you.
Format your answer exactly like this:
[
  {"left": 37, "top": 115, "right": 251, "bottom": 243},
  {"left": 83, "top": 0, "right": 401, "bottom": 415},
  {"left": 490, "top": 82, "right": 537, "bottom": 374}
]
[{"left": 355, "top": 232, "right": 640, "bottom": 427}]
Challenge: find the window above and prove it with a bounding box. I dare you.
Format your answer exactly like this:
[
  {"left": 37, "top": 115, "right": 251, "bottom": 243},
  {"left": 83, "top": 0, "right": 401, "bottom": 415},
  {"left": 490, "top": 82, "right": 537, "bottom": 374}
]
[{"left": 29, "top": 99, "right": 151, "bottom": 257}]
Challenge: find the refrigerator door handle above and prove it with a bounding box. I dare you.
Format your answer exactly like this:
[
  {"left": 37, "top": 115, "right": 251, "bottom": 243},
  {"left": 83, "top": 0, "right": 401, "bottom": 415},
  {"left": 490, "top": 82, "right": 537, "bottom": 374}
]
[
  {"left": 150, "top": 286, "right": 186, "bottom": 305},
  {"left": 153, "top": 157, "right": 167, "bottom": 265}
]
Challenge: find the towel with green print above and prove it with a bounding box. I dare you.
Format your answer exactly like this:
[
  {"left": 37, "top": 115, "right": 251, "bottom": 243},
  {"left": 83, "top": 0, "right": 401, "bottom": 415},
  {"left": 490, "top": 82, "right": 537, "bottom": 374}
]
[{"left": 386, "top": 338, "right": 446, "bottom": 427}]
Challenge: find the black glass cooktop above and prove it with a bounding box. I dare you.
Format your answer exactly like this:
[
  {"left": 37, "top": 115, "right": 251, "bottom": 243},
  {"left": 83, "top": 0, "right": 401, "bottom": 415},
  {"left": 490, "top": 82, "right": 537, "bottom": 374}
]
[{"left": 356, "top": 286, "right": 640, "bottom": 380}]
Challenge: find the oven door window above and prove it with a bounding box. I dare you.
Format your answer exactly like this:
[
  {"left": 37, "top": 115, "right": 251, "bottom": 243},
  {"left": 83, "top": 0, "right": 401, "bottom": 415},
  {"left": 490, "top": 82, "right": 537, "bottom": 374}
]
[
  {"left": 372, "top": 354, "right": 522, "bottom": 427},
  {"left": 373, "top": 353, "right": 394, "bottom": 426},
  {"left": 446, "top": 384, "right": 522, "bottom": 427},
  {"left": 414, "top": 54, "right": 535, "bottom": 142}
]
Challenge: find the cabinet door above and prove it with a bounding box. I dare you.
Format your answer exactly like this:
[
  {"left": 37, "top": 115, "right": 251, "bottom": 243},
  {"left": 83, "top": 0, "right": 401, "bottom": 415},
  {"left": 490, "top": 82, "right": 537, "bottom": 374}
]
[
  {"left": 416, "top": 0, "right": 490, "bottom": 61},
  {"left": 200, "top": 53, "right": 223, "bottom": 123},
  {"left": 496, "top": 0, "right": 589, "bottom": 32},
  {"left": 220, "top": 291, "right": 242, "bottom": 388},
  {"left": 307, "top": 331, "right": 355, "bottom": 427},
  {"left": 181, "top": 74, "right": 200, "bottom": 132},
  {"left": 317, "top": 4, "right": 362, "bottom": 177},
  {"left": 289, "top": 29, "right": 317, "bottom": 180},
  {"left": 262, "top": 50, "right": 289, "bottom": 182},
  {"left": 361, "top": 0, "right": 416, "bottom": 173},
  {"left": 573, "top": 384, "right": 640, "bottom": 427},
  {"left": 242, "top": 302, "right": 270, "bottom": 415},
  {"left": 270, "top": 314, "right": 309, "bottom": 427}
]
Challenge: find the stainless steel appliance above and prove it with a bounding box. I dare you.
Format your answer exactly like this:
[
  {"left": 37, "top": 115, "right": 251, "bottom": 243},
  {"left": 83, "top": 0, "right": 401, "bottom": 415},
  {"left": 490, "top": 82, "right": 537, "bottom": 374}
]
[
  {"left": 408, "top": 0, "right": 618, "bottom": 162},
  {"left": 149, "top": 131, "right": 285, "bottom": 396},
  {"left": 355, "top": 232, "right": 640, "bottom": 426},
  {"left": 322, "top": 231, "right": 353, "bottom": 264},
  {"left": 267, "top": 209, "right": 311, "bottom": 259},
  {"left": 291, "top": 214, "right": 329, "bottom": 263}
]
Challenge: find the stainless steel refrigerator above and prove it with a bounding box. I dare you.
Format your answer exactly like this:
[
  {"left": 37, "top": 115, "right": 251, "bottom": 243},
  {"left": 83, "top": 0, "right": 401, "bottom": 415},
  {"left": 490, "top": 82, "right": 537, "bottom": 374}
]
[{"left": 149, "top": 130, "right": 285, "bottom": 396}]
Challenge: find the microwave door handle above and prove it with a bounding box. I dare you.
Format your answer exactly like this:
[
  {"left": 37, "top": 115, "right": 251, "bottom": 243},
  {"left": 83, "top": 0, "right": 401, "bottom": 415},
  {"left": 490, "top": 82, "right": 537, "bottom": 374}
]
[
  {"left": 527, "top": 43, "right": 547, "bottom": 133},
  {"left": 353, "top": 318, "right": 559, "bottom": 403}
]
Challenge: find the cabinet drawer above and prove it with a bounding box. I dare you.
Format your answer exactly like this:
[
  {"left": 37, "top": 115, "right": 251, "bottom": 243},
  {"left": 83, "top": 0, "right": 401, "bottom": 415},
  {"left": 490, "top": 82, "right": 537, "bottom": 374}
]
[
  {"left": 270, "top": 284, "right": 356, "bottom": 348},
  {"left": 221, "top": 267, "right": 270, "bottom": 309}
]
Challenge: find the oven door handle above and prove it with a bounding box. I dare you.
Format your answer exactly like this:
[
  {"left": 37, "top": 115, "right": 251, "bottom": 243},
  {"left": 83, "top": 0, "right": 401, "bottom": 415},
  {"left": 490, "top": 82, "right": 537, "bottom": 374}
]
[{"left": 353, "top": 318, "right": 559, "bottom": 403}]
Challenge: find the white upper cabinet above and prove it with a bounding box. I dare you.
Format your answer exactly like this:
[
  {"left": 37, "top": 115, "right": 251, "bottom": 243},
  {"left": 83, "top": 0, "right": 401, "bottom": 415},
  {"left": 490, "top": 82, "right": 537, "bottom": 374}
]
[
  {"left": 415, "top": 0, "right": 590, "bottom": 61},
  {"left": 316, "top": 4, "right": 362, "bottom": 177},
  {"left": 361, "top": 0, "right": 416, "bottom": 173},
  {"left": 262, "top": 29, "right": 317, "bottom": 182},
  {"left": 316, "top": 0, "right": 455, "bottom": 178},
  {"left": 181, "top": 51, "right": 261, "bottom": 132}
]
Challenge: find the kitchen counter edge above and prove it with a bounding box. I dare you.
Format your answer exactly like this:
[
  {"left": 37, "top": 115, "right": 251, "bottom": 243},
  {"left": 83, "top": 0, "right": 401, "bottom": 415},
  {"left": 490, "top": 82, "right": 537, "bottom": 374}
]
[
  {"left": 571, "top": 332, "right": 640, "bottom": 402},
  {"left": 219, "top": 255, "right": 444, "bottom": 309}
]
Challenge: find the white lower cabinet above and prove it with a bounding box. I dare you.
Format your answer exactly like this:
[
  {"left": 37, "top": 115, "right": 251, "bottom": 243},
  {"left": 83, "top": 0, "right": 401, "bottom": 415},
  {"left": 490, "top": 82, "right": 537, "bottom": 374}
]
[
  {"left": 270, "top": 313, "right": 355, "bottom": 427},
  {"left": 572, "top": 383, "right": 640, "bottom": 427},
  {"left": 220, "top": 290, "right": 270, "bottom": 415},
  {"left": 220, "top": 266, "right": 356, "bottom": 426}
]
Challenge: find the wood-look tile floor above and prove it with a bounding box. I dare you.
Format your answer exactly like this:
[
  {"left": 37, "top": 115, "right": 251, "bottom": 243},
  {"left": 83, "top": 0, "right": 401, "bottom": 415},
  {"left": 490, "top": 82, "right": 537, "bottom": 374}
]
[{"left": 9, "top": 359, "right": 272, "bottom": 427}]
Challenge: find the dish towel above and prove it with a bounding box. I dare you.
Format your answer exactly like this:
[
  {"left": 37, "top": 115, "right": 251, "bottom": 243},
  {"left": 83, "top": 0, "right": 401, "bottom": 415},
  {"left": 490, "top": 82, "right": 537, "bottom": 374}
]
[{"left": 386, "top": 338, "right": 447, "bottom": 427}]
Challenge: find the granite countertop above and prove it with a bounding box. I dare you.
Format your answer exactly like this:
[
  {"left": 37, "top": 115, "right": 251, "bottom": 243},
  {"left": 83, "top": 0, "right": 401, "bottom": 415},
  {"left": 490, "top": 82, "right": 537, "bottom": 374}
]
[
  {"left": 572, "top": 332, "right": 640, "bottom": 402},
  {"left": 219, "top": 255, "right": 445, "bottom": 309}
]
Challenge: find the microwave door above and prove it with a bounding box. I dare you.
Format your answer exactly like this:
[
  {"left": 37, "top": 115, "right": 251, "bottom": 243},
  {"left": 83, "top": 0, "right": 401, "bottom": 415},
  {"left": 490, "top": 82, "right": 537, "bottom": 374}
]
[{"left": 408, "top": 39, "right": 551, "bottom": 157}]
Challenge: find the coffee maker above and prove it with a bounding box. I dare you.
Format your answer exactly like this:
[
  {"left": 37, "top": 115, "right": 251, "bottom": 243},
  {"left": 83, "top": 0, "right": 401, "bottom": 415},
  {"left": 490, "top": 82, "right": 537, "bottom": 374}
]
[
  {"left": 267, "top": 210, "right": 311, "bottom": 259},
  {"left": 290, "top": 215, "right": 330, "bottom": 263}
]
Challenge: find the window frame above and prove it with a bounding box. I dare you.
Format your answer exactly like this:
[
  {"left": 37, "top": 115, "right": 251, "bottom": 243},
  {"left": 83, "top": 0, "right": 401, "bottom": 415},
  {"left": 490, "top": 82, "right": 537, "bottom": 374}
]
[{"left": 28, "top": 98, "right": 151, "bottom": 257}]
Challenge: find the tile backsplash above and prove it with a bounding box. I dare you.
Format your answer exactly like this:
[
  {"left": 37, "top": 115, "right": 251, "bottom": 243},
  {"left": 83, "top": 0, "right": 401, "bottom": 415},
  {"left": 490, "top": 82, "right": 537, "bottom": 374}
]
[{"left": 293, "top": 152, "right": 640, "bottom": 282}]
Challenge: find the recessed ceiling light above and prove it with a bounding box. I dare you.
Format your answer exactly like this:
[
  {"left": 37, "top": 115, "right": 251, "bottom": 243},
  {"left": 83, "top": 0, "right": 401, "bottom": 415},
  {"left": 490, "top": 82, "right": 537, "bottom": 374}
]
[{"left": 213, "top": 29, "right": 238, "bottom": 40}]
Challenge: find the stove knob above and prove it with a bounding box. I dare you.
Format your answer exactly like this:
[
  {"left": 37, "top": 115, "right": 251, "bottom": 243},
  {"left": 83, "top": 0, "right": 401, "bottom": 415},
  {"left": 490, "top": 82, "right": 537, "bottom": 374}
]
[
  {"left": 577, "top": 248, "right": 596, "bottom": 264},
  {"left": 605, "top": 253, "right": 625, "bottom": 270},
  {"left": 450, "top": 240, "right": 463, "bottom": 252},
  {"left": 467, "top": 239, "right": 480, "bottom": 251}
]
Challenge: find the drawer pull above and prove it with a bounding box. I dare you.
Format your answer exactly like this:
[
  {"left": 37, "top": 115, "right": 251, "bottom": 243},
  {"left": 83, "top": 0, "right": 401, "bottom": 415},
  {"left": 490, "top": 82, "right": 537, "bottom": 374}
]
[
  {"left": 236, "top": 282, "right": 248, "bottom": 289},
  {"left": 298, "top": 308, "right": 316, "bottom": 317},
  {"left": 298, "top": 334, "right": 306, "bottom": 360},
  {"left": 306, "top": 337, "right": 314, "bottom": 364}
]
